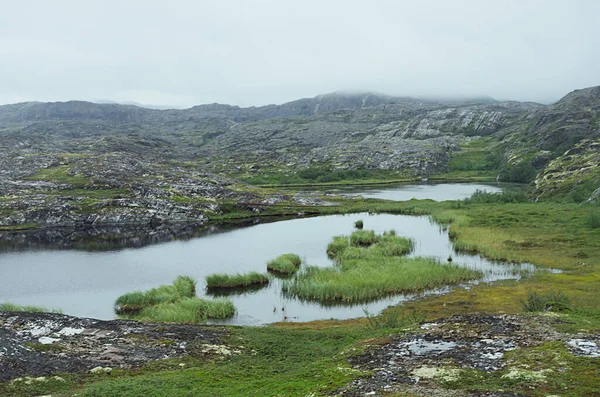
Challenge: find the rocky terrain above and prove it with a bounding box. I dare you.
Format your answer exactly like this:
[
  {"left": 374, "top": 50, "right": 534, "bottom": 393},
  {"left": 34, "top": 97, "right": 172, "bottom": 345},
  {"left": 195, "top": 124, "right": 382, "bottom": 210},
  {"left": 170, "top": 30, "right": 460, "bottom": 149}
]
[
  {"left": 0, "top": 311, "right": 228, "bottom": 382},
  {"left": 335, "top": 314, "right": 599, "bottom": 396},
  {"left": 1, "top": 86, "right": 599, "bottom": 230},
  {"left": 531, "top": 139, "right": 600, "bottom": 201}
]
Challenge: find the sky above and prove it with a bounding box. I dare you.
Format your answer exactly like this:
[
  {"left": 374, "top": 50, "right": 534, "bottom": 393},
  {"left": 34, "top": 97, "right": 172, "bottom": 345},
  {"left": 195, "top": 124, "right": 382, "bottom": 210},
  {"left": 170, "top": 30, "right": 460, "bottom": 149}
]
[{"left": 1, "top": 0, "right": 599, "bottom": 108}]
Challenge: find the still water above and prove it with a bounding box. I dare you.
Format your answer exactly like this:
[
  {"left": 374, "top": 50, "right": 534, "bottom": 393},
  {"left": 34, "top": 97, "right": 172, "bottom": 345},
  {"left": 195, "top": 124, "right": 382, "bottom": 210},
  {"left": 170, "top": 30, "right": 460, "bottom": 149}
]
[{"left": 0, "top": 183, "right": 529, "bottom": 325}]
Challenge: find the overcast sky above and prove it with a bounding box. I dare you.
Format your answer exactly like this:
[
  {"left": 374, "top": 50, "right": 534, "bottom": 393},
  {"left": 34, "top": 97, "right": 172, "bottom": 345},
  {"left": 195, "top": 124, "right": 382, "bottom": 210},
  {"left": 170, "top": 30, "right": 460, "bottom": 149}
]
[{"left": 1, "top": 0, "right": 599, "bottom": 108}]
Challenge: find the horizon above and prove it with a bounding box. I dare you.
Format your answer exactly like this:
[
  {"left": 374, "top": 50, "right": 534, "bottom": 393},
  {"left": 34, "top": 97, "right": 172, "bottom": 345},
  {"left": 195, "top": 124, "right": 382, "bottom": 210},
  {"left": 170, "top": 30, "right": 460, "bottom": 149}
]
[{"left": 0, "top": 86, "right": 581, "bottom": 110}]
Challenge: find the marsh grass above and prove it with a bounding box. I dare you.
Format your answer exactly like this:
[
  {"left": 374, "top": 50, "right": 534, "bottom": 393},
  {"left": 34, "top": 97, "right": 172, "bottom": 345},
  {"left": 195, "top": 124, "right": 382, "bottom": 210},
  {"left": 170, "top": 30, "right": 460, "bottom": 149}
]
[
  {"left": 284, "top": 258, "right": 480, "bottom": 303},
  {"left": 267, "top": 253, "right": 302, "bottom": 275},
  {"left": 114, "top": 276, "right": 234, "bottom": 323},
  {"left": 133, "top": 297, "right": 235, "bottom": 323},
  {"left": 350, "top": 230, "right": 377, "bottom": 246},
  {"left": 115, "top": 275, "right": 197, "bottom": 314},
  {"left": 206, "top": 272, "right": 270, "bottom": 289},
  {"left": 284, "top": 230, "right": 479, "bottom": 303},
  {"left": 354, "top": 219, "right": 364, "bottom": 229},
  {"left": 0, "top": 303, "right": 62, "bottom": 313}
]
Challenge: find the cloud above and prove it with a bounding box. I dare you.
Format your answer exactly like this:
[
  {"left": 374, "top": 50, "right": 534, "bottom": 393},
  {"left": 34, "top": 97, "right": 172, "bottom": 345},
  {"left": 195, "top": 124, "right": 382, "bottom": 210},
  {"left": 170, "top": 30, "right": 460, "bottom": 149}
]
[{"left": 1, "top": 0, "right": 599, "bottom": 107}]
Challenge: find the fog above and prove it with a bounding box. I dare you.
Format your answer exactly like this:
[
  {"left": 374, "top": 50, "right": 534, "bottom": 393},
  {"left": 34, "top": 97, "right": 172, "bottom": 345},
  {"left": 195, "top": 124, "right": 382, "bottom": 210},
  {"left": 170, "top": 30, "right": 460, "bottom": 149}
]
[{"left": 1, "top": 0, "right": 599, "bottom": 107}]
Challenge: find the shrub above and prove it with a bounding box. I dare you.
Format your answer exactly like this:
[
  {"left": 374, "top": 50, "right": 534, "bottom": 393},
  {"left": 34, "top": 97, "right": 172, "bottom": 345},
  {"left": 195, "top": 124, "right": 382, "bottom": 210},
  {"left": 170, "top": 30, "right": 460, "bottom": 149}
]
[
  {"left": 462, "top": 189, "right": 528, "bottom": 204},
  {"left": 354, "top": 220, "right": 364, "bottom": 229},
  {"left": 587, "top": 212, "right": 600, "bottom": 229},
  {"left": 521, "top": 290, "right": 571, "bottom": 312}
]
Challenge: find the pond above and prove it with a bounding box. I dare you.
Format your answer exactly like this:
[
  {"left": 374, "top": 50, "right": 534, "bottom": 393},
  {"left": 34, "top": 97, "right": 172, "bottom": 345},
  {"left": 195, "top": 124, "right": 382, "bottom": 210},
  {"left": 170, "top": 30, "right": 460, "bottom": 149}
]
[
  {"left": 289, "top": 182, "right": 503, "bottom": 201},
  {"left": 0, "top": 183, "right": 531, "bottom": 325}
]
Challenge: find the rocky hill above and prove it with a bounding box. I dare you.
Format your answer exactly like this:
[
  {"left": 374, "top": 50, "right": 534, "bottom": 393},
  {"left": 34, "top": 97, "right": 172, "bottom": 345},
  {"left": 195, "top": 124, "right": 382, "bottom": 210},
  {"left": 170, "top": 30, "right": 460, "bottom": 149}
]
[{"left": 1, "top": 86, "right": 599, "bottom": 229}]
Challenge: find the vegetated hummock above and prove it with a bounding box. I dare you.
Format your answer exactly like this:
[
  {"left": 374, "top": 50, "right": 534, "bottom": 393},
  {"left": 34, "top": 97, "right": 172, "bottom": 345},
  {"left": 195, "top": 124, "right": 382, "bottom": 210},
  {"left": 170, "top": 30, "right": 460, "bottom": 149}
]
[
  {"left": 206, "top": 272, "right": 270, "bottom": 289},
  {"left": 284, "top": 230, "right": 481, "bottom": 303},
  {"left": 266, "top": 253, "right": 302, "bottom": 275},
  {"left": 114, "top": 276, "right": 235, "bottom": 323}
]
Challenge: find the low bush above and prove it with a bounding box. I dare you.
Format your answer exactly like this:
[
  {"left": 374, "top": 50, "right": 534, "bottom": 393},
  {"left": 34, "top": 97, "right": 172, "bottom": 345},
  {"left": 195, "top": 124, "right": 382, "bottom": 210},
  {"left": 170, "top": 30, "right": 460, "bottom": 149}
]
[
  {"left": 521, "top": 290, "right": 571, "bottom": 312},
  {"left": 462, "top": 189, "right": 528, "bottom": 204}
]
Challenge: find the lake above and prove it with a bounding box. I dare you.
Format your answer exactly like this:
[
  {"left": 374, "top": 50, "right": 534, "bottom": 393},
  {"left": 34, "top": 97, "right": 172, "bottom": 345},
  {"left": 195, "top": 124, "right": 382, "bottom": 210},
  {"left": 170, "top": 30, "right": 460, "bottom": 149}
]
[{"left": 0, "top": 183, "right": 530, "bottom": 325}]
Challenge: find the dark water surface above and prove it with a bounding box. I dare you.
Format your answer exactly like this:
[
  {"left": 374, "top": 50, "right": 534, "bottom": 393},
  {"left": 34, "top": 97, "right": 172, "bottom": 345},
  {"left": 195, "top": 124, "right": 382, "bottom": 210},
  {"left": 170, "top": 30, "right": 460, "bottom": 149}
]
[{"left": 0, "top": 183, "right": 531, "bottom": 325}]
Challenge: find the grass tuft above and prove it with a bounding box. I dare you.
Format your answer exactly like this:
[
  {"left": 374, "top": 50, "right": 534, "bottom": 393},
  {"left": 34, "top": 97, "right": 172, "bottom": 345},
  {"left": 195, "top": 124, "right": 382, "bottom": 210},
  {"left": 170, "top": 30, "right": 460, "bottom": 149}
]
[
  {"left": 115, "top": 276, "right": 234, "bottom": 323},
  {"left": 267, "top": 254, "right": 302, "bottom": 275},
  {"left": 521, "top": 290, "right": 571, "bottom": 312},
  {"left": 0, "top": 302, "right": 62, "bottom": 313},
  {"left": 354, "top": 219, "right": 364, "bottom": 229},
  {"left": 206, "top": 272, "right": 270, "bottom": 289}
]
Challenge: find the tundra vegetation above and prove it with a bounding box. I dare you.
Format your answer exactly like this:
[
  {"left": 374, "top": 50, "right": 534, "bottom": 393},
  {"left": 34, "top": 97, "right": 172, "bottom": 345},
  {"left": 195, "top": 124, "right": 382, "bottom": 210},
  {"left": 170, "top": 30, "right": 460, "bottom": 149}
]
[{"left": 3, "top": 190, "right": 600, "bottom": 396}]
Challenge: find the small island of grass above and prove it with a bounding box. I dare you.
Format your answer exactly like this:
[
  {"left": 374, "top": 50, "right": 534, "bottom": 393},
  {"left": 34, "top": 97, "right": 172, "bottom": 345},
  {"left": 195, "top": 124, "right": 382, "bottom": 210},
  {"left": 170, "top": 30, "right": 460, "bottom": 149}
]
[
  {"left": 114, "top": 276, "right": 235, "bottom": 323},
  {"left": 267, "top": 253, "right": 302, "bottom": 276},
  {"left": 206, "top": 272, "right": 270, "bottom": 290},
  {"left": 285, "top": 230, "right": 481, "bottom": 303}
]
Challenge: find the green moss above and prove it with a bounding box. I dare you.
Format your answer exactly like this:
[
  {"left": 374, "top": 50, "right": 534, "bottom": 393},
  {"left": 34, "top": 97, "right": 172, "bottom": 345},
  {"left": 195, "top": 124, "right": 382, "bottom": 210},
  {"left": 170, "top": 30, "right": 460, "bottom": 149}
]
[{"left": 23, "top": 165, "right": 89, "bottom": 186}]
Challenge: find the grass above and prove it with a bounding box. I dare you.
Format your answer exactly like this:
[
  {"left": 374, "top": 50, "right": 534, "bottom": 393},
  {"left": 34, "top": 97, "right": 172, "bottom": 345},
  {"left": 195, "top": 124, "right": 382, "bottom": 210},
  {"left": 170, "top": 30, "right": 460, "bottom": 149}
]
[
  {"left": 23, "top": 165, "right": 89, "bottom": 186},
  {"left": 267, "top": 253, "right": 302, "bottom": 275},
  {"left": 354, "top": 219, "right": 364, "bottom": 229},
  {"left": 521, "top": 289, "right": 571, "bottom": 312},
  {"left": 462, "top": 189, "right": 528, "bottom": 204},
  {"left": 284, "top": 230, "right": 480, "bottom": 303},
  {"left": 327, "top": 229, "right": 413, "bottom": 259},
  {"left": 114, "top": 276, "right": 235, "bottom": 323},
  {"left": 0, "top": 302, "right": 62, "bottom": 313},
  {"left": 206, "top": 272, "right": 270, "bottom": 289},
  {"left": 114, "top": 275, "right": 197, "bottom": 314},
  {"left": 4, "top": 197, "right": 600, "bottom": 396},
  {"left": 132, "top": 297, "right": 235, "bottom": 323}
]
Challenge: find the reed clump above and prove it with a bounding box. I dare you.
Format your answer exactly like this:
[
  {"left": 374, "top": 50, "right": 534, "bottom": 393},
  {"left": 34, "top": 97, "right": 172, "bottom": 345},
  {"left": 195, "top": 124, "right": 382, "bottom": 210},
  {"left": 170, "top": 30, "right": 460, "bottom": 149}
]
[
  {"left": 115, "top": 276, "right": 235, "bottom": 323},
  {"left": 206, "top": 272, "right": 270, "bottom": 289},
  {"left": 267, "top": 253, "right": 302, "bottom": 275},
  {"left": 284, "top": 230, "right": 480, "bottom": 303}
]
